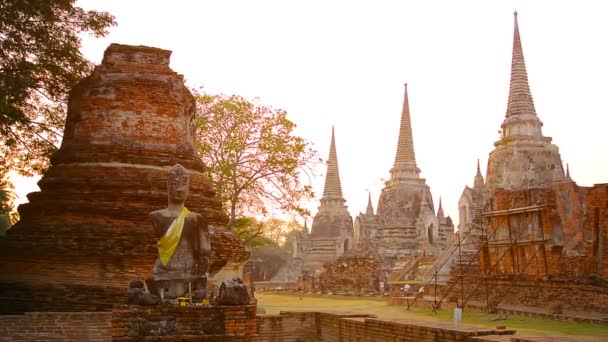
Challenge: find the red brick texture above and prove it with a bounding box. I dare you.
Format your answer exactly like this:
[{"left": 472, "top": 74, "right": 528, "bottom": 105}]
[
  {"left": 253, "top": 311, "right": 317, "bottom": 341},
  {"left": 112, "top": 305, "right": 257, "bottom": 341},
  {"left": 480, "top": 184, "right": 607, "bottom": 279},
  {"left": 0, "top": 44, "right": 247, "bottom": 314},
  {"left": 458, "top": 183, "right": 608, "bottom": 313},
  {"left": 253, "top": 312, "right": 514, "bottom": 342},
  {"left": 0, "top": 312, "right": 111, "bottom": 342}
]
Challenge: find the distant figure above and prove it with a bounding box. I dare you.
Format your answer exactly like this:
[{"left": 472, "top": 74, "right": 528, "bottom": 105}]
[
  {"left": 418, "top": 286, "right": 425, "bottom": 295},
  {"left": 297, "top": 276, "right": 304, "bottom": 300},
  {"left": 401, "top": 283, "right": 411, "bottom": 294},
  {"left": 379, "top": 281, "right": 385, "bottom": 294}
]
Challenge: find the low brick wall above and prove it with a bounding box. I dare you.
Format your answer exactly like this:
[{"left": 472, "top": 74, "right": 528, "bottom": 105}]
[
  {"left": 253, "top": 311, "right": 317, "bottom": 341},
  {"left": 0, "top": 312, "right": 111, "bottom": 341},
  {"left": 253, "top": 311, "right": 514, "bottom": 342},
  {"left": 13, "top": 309, "right": 598, "bottom": 341},
  {"left": 330, "top": 316, "right": 514, "bottom": 342},
  {"left": 112, "top": 304, "right": 257, "bottom": 341}
]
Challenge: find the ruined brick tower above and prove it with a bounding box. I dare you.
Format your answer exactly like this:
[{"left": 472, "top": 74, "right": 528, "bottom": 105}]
[
  {"left": 360, "top": 84, "right": 453, "bottom": 260},
  {"left": 446, "top": 13, "right": 608, "bottom": 311},
  {"left": 294, "top": 127, "right": 353, "bottom": 274},
  {"left": 0, "top": 44, "right": 247, "bottom": 313},
  {"left": 485, "top": 12, "right": 565, "bottom": 191},
  {"left": 459, "top": 12, "right": 567, "bottom": 245}
]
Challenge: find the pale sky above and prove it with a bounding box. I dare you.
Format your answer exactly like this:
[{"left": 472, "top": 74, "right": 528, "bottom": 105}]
[{"left": 11, "top": 0, "right": 608, "bottom": 226}]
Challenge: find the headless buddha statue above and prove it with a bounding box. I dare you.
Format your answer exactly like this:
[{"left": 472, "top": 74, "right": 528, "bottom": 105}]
[{"left": 149, "top": 164, "right": 210, "bottom": 301}]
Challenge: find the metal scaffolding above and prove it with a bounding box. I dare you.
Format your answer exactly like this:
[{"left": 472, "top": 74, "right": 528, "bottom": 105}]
[{"left": 406, "top": 190, "right": 551, "bottom": 313}]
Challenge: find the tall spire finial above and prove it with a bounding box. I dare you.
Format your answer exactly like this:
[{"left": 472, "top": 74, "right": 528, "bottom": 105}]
[
  {"left": 393, "top": 82, "right": 417, "bottom": 166},
  {"left": 365, "top": 192, "right": 374, "bottom": 215},
  {"left": 437, "top": 196, "right": 445, "bottom": 219},
  {"left": 389, "top": 82, "right": 421, "bottom": 182},
  {"left": 566, "top": 163, "right": 571, "bottom": 180},
  {"left": 506, "top": 10, "right": 537, "bottom": 118},
  {"left": 474, "top": 159, "right": 485, "bottom": 189},
  {"left": 322, "top": 126, "right": 343, "bottom": 198}
]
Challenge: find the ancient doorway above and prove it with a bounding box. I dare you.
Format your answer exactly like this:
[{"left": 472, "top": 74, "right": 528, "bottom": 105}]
[{"left": 343, "top": 239, "right": 350, "bottom": 252}]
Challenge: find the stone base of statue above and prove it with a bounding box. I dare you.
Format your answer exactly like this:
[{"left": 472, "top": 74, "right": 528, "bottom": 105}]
[
  {"left": 145, "top": 275, "right": 207, "bottom": 301},
  {"left": 111, "top": 304, "right": 257, "bottom": 341}
]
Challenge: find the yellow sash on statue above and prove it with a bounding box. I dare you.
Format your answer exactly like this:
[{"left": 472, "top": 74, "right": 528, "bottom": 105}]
[{"left": 157, "top": 207, "right": 189, "bottom": 265}]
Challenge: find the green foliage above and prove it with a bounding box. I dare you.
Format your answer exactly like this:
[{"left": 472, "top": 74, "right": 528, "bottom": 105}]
[
  {"left": 0, "top": 0, "right": 115, "bottom": 175},
  {"left": 233, "top": 216, "right": 305, "bottom": 248},
  {"left": 194, "top": 91, "right": 318, "bottom": 229},
  {"left": 0, "top": 166, "right": 17, "bottom": 236},
  {"left": 233, "top": 217, "right": 274, "bottom": 248}
]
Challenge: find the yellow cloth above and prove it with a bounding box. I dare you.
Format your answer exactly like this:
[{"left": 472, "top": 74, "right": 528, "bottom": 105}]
[{"left": 157, "top": 207, "right": 189, "bottom": 265}]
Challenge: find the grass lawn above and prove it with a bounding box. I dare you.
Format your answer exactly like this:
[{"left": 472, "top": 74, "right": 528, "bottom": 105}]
[{"left": 257, "top": 292, "right": 608, "bottom": 340}]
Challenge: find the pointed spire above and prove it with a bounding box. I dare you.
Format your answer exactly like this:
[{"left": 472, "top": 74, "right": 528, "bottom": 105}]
[
  {"left": 437, "top": 196, "right": 445, "bottom": 219},
  {"left": 566, "top": 163, "right": 571, "bottom": 180},
  {"left": 506, "top": 11, "right": 537, "bottom": 118},
  {"left": 474, "top": 159, "right": 485, "bottom": 189},
  {"left": 303, "top": 220, "right": 308, "bottom": 233},
  {"left": 322, "top": 126, "right": 344, "bottom": 198},
  {"left": 394, "top": 83, "right": 418, "bottom": 167},
  {"left": 389, "top": 83, "right": 421, "bottom": 182},
  {"left": 365, "top": 192, "right": 374, "bottom": 215}
]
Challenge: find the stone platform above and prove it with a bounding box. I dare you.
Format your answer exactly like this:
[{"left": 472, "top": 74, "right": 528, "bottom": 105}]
[{"left": 112, "top": 304, "right": 257, "bottom": 341}]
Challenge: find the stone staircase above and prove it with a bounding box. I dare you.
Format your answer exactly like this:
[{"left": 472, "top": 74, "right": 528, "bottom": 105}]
[
  {"left": 389, "top": 256, "right": 437, "bottom": 282},
  {"left": 389, "top": 257, "right": 420, "bottom": 282}
]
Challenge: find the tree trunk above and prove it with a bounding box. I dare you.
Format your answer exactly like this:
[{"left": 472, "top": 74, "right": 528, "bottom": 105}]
[{"left": 229, "top": 200, "right": 237, "bottom": 231}]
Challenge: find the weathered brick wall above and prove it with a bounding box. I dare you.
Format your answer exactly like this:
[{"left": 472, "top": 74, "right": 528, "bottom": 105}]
[
  {"left": 317, "top": 241, "right": 382, "bottom": 295},
  {"left": 584, "top": 184, "right": 608, "bottom": 278},
  {"left": 481, "top": 185, "right": 606, "bottom": 279},
  {"left": 112, "top": 304, "right": 257, "bottom": 341},
  {"left": 444, "top": 275, "right": 608, "bottom": 313},
  {"left": 0, "top": 43, "right": 248, "bottom": 314},
  {"left": 0, "top": 309, "right": 516, "bottom": 341},
  {"left": 317, "top": 313, "right": 515, "bottom": 342},
  {"left": 336, "top": 317, "right": 514, "bottom": 342},
  {"left": 254, "top": 312, "right": 514, "bottom": 342},
  {"left": 252, "top": 311, "right": 317, "bottom": 341},
  {"left": 0, "top": 312, "right": 111, "bottom": 342},
  {"left": 318, "top": 256, "right": 380, "bottom": 294}
]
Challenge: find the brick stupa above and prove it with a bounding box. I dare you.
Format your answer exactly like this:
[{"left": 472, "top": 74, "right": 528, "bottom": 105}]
[{"left": 0, "top": 44, "right": 247, "bottom": 313}]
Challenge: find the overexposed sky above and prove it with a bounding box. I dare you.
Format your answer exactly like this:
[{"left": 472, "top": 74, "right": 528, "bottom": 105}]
[{"left": 12, "top": 0, "right": 608, "bottom": 225}]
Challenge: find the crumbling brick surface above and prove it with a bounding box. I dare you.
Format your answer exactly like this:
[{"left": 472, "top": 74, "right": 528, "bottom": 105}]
[
  {"left": 112, "top": 304, "right": 257, "bottom": 340},
  {"left": 480, "top": 185, "right": 606, "bottom": 278},
  {"left": 0, "top": 312, "right": 111, "bottom": 342},
  {"left": 448, "top": 275, "right": 608, "bottom": 314},
  {"left": 446, "top": 184, "right": 608, "bottom": 313},
  {"left": 0, "top": 44, "right": 247, "bottom": 314},
  {"left": 318, "top": 241, "right": 382, "bottom": 294}
]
